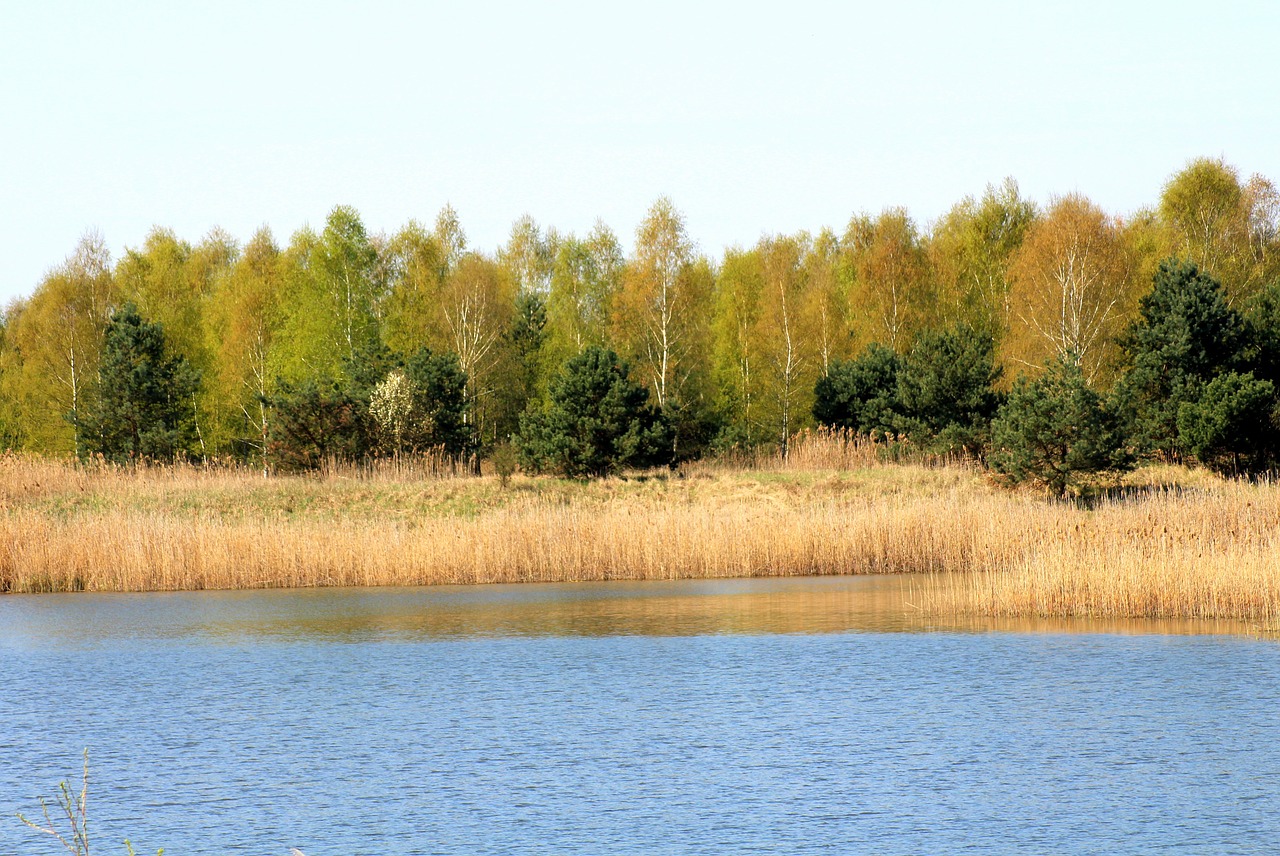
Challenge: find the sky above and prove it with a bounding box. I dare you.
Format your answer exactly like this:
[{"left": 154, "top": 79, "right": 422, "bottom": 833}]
[{"left": 2, "top": 0, "right": 1278, "bottom": 305}]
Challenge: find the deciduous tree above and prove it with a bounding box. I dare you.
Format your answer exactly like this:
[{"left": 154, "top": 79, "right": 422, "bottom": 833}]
[
  {"left": 437, "top": 253, "right": 516, "bottom": 447},
  {"left": 710, "top": 245, "right": 763, "bottom": 445},
  {"left": 754, "top": 233, "right": 814, "bottom": 454},
  {"left": 1006, "top": 194, "right": 1135, "bottom": 381},
  {"left": 614, "top": 198, "right": 696, "bottom": 410},
  {"left": 381, "top": 221, "right": 446, "bottom": 355},
  {"left": 801, "top": 228, "right": 850, "bottom": 373},
  {"left": 843, "top": 208, "right": 935, "bottom": 350},
  {"left": 546, "top": 222, "right": 623, "bottom": 359},
  {"left": 930, "top": 178, "right": 1037, "bottom": 340},
  {"left": 206, "top": 227, "right": 284, "bottom": 469},
  {"left": 498, "top": 215, "right": 555, "bottom": 296},
  {"left": 0, "top": 234, "right": 115, "bottom": 455}
]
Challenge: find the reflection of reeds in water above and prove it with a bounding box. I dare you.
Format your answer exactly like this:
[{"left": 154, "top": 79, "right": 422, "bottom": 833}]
[{"left": 2, "top": 451, "right": 1279, "bottom": 624}]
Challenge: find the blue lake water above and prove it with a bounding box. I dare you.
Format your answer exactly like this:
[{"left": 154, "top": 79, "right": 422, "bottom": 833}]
[{"left": 1, "top": 576, "right": 1277, "bottom": 855}]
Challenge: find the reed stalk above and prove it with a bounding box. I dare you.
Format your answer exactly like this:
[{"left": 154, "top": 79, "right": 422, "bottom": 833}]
[{"left": 3, "top": 442, "right": 1277, "bottom": 623}]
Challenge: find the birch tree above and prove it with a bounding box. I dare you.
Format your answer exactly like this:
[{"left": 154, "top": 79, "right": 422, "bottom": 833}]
[
  {"left": 436, "top": 253, "right": 515, "bottom": 444},
  {"left": 382, "top": 221, "right": 445, "bottom": 354},
  {"left": 614, "top": 198, "right": 696, "bottom": 411},
  {"left": 711, "top": 245, "right": 763, "bottom": 444},
  {"left": 547, "top": 221, "right": 623, "bottom": 359},
  {"left": 315, "top": 205, "right": 380, "bottom": 363},
  {"left": 1007, "top": 194, "right": 1135, "bottom": 381},
  {"left": 498, "top": 215, "right": 556, "bottom": 296},
  {"left": 930, "top": 178, "right": 1037, "bottom": 339},
  {"left": 801, "top": 228, "right": 849, "bottom": 374},
  {"left": 754, "top": 234, "right": 813, "bottom": 454},
  {"left": 0, "top": 234, "right": 114, "bottom": 455},
  {"left": 207, "top": 228, "right": 283, "bottom": 472},
  {"left": 844, "top": 209, "right": 935, "bottom": 350}
]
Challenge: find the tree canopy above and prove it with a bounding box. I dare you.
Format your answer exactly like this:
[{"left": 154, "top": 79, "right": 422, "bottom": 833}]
[{"left": 2, "top": 160, "right": 1278, "bottom": 484}]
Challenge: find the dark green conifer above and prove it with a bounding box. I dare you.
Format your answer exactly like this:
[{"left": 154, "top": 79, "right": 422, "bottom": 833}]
[
  {"left": 82, "top": 303, "right": 199, "bottom": 463},
  {"left": 812, "top": 343, "right": 902, "bottom": 436},
  {"left": 1115, "top": 258, "right": 1248, "bottom": 458},
  {"left": 518, "top": 346, "right": 671, "bottom": 478},
  {"left": 1176, "top": 372, "right": 1278, "bottom": 475},
  {"left": 990, "top": 357, "right": 1131, "bottom": 497}
]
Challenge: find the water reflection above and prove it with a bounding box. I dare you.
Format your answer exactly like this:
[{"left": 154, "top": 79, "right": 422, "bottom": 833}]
[{"left": 0, "top": 574, "right": 1267, "bottom": 646}]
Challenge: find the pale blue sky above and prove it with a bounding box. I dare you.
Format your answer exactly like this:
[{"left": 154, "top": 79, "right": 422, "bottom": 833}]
[{"left": 2, "top": 0, "right": 1277, "bottom": 304}]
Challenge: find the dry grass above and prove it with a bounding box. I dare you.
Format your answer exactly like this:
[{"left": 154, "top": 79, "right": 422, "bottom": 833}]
[
  {"left": 2, "top": 436, "right": 1278, "bottom": 625},
  {"left": 926, "top": 477, "right": 1280, "bottom": 624},
  {"left": 0, "top": 445, "right": 997, "bottom": 593}
]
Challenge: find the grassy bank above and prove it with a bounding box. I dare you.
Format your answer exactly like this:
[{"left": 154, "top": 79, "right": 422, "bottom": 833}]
[{"left": 2, "top": 439, "right": 1278, "bottom": 624}]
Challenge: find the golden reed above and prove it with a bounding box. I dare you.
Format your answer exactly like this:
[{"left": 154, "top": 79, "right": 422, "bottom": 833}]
[{"left": 2, "top": 432, "right": 1277, "bottom": 623}]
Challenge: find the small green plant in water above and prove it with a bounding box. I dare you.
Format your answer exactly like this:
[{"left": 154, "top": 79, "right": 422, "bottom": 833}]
[{"left": 17, "top": 749, "right": 161, "bottom": 856}]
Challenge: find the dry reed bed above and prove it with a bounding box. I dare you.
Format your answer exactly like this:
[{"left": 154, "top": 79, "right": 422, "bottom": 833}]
[
  {"left": 2, "top": 448, "right": 1279, "bottom": 624},
  {"left": 0, "top": 481, "right": 1008, "bottom": 592},
  {"left": 933, "top": 481, "right": 1280, "bottom": 622}
]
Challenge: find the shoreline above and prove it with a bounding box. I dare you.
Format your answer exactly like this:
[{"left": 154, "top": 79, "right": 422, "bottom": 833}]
[
  {"left": 3, "top": 455, "right": 1278, "bottom": 623},
  {"left": 4, "top": 573, "right": 1271, "bottom": 642}
]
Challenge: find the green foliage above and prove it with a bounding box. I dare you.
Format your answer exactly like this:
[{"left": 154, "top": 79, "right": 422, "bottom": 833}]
[
  {"left": 491, "top": 440, "right": 518, "bottom": 488},
  {"left": 272, "top": 208, "right": 382, "bottom": 383},
  {"left": 316, "top": 205, "right": 382, "bottom": 361},
  {"left": 1116, "top": 258, "right": 1248, "bottom": 457},
  {"left": 401, "top": 347, "right": 472, "bottom": 456},
  {"left": 18, "top": 749, "right": 91, "bottom": 856},
  {"left": 266, "top": 377, "right": 370, "bottom": 471},
  {"left": 664, "top": 393, "right": 726, "bottom": 464},
  {"left": 341, "top": 340, "right": 403, "bottom": 401},
  {"left": 81, "top": 304, "right": 200, "bottom": 463},
  {"left": 813, "top": 325, "right": 1000, "bottom": 453},
  {"left": 1176, "top": 371, "right": 1278, "bottom": 475},
  {"left": 518, "top": 346, "right": 672, "bottom": 478},
  {"left": 491, "top": 291, "right": 549, "bottom": 440},
  {"left": 271, "top": 343, "right": 472, "bottom": 469},
  {"left": 0, "top": 235, "right": 116, "bottom": 456},
  {"left": 1157, "top": 157, "right": 1272, "bottom": 303},
  {"left": 991, "top": 358, "right": 1131, "bottom": 496},
  {"left": 3, "top": 179, "right": 1276, "bottom": 476},
  {"left": 1244, "top": 279, "right": 1280, "bottom": 386},
  {"left": 812, "top": 343, "right": 902, "bottom": 436},
  {"left": 896, "top": 324, "right": 1003, "bottom": 452},
  {"left": 18, "top": 750, "right": 163, "bottom": 856},
  {"left": 546, "top": 225, "right": 622, "bottom": 359},
  {"left": 931, "top": 177, "right": 1038, "bottom": 341}
]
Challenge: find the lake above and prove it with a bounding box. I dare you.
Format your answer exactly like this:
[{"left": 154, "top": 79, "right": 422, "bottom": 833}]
[{"left": 1, "top": 575, "right": 1277, "bottom": 855}]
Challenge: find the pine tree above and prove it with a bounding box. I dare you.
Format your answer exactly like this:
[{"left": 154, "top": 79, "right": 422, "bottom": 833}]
[
  {"left": 990, "top": 358, "right": 1131, "bottom": 497},
  {"left": 895, "top": 324, "right": 1002, "bottom": 452},
  {"left": 1176, "top": 372, "right": 1278, "bottom": 475},
  {"left": 82, "top": 303, "right": 200, "bottom": 463},
  {"left": 812, "top": 343, "right": 902, "bottom": 436},
  {"left": 1115, "top": 258, "right": 1247, "bottom": 458},
  {"left": 518, "top": 346, "right": 671, "bottom": 478}
]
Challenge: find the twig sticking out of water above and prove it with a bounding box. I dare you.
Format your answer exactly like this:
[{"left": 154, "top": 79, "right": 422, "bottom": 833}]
[{"left": 17, "top": 749, "right": 90, "bottom": 856}]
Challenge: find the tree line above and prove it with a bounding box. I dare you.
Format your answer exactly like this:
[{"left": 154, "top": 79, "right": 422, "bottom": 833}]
[{"left": 1, "top": 157, "right": 1278, "bottom": 484}]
